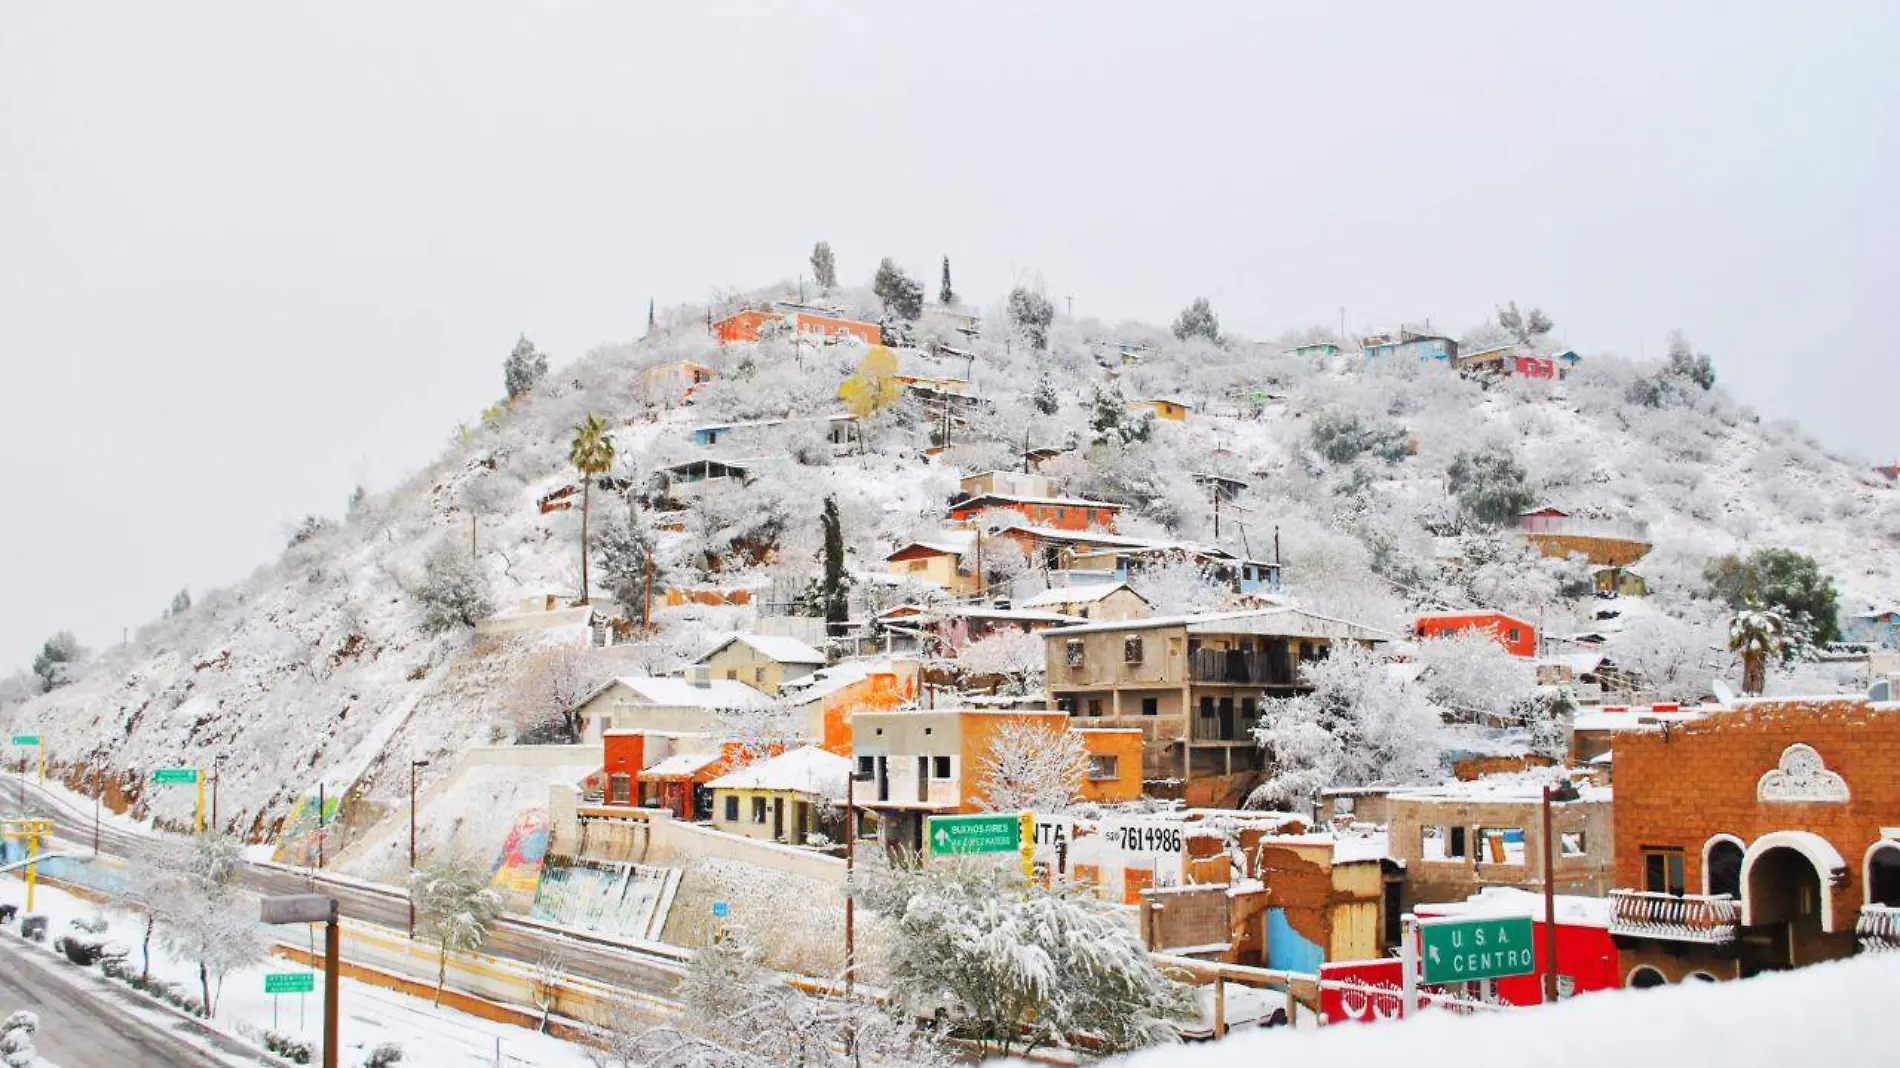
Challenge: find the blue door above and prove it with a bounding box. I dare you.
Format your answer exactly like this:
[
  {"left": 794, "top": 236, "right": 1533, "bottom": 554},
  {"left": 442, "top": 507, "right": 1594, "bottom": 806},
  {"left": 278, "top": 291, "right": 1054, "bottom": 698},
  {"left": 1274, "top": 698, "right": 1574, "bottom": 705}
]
[{"left": 1265, "top": 907, "right": 1326, "bottom": 974}]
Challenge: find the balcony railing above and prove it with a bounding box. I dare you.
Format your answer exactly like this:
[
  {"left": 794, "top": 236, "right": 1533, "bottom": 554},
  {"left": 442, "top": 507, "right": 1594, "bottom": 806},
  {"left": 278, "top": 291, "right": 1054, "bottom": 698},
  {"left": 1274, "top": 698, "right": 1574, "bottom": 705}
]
[
  {"left": 1188, "top": 649, "right": 1297, "bottom": 686},
  {"left": 1858, "top": 904, "right": 1900, "bottom": 953},
  {"left": 1608, "top": 890, "right": 1738, "bottom": 945}
]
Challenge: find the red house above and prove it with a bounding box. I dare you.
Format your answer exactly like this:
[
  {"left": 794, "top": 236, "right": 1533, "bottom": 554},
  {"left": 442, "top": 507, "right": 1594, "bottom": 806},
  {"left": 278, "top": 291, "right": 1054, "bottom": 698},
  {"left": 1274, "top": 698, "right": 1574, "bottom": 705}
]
[
  {"left": 948, "top": 493, "right": 1122, "bottom": 532},
  {"left": 1514, "top": 354, "right": 1559, "bottom": 379},
  {"left": 1414, "top": 610, "right": 1538, "bottom": 658}
]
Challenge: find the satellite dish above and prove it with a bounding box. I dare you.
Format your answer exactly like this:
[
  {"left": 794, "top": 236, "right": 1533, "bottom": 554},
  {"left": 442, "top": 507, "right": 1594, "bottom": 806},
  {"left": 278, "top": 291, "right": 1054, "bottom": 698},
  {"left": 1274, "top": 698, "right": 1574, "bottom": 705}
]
[{"left": 1711, "top": 680, "right": 1738, "bottom": 707}]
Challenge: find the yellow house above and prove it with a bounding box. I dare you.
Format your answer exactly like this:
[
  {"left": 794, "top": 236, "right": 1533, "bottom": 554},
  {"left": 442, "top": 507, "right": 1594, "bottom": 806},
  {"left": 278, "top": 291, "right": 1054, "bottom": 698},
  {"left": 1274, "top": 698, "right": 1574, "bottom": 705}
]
[
  {"left": 884, "top": 530, "right": 979, "bottom": 595},
  {"left": 695, "top": 633, "right": 827, "bottom": 696},
  {"left": 706, "top": 746, "right": 851, "bottom": 846},
  {"left": 1128, "top": 398, "right": 1190, "bottom": 422}
]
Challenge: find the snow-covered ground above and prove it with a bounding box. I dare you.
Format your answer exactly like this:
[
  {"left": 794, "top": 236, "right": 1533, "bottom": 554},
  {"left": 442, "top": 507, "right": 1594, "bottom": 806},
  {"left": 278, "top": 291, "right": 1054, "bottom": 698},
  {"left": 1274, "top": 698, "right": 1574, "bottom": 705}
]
[{"left": 0, "top": 876, "right": 598, "bottom": 1068}]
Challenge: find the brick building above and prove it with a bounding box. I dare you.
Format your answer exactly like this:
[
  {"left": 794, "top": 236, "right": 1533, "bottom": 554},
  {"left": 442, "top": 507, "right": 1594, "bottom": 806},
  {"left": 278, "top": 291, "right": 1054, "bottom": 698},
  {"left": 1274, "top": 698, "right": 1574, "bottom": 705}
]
[
  {"left": 1385, "top": 773, "right": 1615, "bottom": 911},
  {"left": 1607, "top": 696, "right": 1900, "bottom": 985}
]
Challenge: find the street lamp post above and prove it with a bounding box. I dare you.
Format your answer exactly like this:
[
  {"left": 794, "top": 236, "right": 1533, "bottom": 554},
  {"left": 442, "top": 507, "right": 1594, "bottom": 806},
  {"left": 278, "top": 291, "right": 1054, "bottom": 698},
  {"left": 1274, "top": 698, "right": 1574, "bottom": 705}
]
[
  {"left": 408, "top": 759, "right": 430, "bottom": 939},
  {"left": 210, "top": 754, "right": 223, "bottom": 833},
  {"left": 261, "top": 895, "right": 341, "bottom": 1068},
  {"left": 844, "top": 763, "right": 873, "bottom": 997}
]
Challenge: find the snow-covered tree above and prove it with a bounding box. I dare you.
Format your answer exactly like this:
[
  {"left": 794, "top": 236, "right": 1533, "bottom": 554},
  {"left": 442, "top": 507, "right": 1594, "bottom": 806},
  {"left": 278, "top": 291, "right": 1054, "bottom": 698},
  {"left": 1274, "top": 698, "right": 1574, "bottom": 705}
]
[
  {"left": 1729, "top": 604, "right": 1785, "bottom": 695},
  {"left": 413, "top": 544, "right": 493, "bottom": 633},
  {"left": 569, "top": 414, "right": 617, "bottom": 600},
  {"left": 1413, "top": 631, "right": 1537, "bottom": 720},
  {"left": 1251, "top": 641, "right": 1445, "bottom": 805},
  {"left": 1030, "top": 370, "right": 1060, "bottom": 416},
  {"left": 1129, "top": 556, "right": 1228, "bottom": 615},
  {"left": 151, "top": 832, "right": 266, "bottom": 1016},
  {"left": 817, "top": 496, "right": 849, "bottom": 632},
  {"left": 503, "top": 334, "right": 549, "bottom": 400},
  {"left": 873, "top": 258, "right": 924, "bottom": 320},
  {"left": 809, "top": 241, "right": 837, "bottom": 290},
  {"left": 1665, "top": 329, "right": 1716, "bottom": 390},
  {"left": 0, "top": 1011, "right": 39, "bottom": 1068},
  {"left": 167, "top": 588, "right": 192, "bottom": 617},
  {"left": 1602, "top": 608, "right": 1727, "bottom": 704},
  {"left": 1495, "top": 301, "right": 1554, "bottom": 347},
  {"left": 508, "top": 645, "right": 602, "bottom": 743},
  {"left": 30, "top": 630, "right": 83, "bottom": 693},
  {"left": 1171, "top": 297, "right": 1220, "bottom": 343},
  {"left": 956, "top": 629, "right": 1046, "bottom": 696},
  {"left": 411, "top": 852, "right": 503, "bottom": 1004},
  {"left": 595, "top": 497, "right": 661, "bottom": 627},
  {"left": 839, "top": 345, "right": 902, "bottom": 420},
  {"left": 977, "top": 720, "right": 1084, "bottom": 812},
  {"left": 1007, "top": 287, "right": 1055, "bottom": 351},
  {"left": 859, "top": 857, "right": 1187, "bottom": 1057},
  {"left": 939, "top": 256, "right": 955, "bottom": 306},
  {"left": 1447, "top": 448, "right": 1536, "bottom": 527},
  {"left": 1309, "top": 410, "right": 1408, "bottom": 465},
  {"left": 1703, "top": 547, "right": 1839, "bottom": 648}
]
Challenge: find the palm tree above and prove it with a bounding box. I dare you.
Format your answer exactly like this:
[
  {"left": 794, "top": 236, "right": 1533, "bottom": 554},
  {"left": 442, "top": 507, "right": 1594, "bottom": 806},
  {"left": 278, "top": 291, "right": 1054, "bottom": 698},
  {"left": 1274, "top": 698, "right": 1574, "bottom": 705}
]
[
  {"left": 568, "top": 414, "right": 616, "bottom": 602},
  {"left": 1729, "top": 603, "right": 1785, "bottom": 696}
]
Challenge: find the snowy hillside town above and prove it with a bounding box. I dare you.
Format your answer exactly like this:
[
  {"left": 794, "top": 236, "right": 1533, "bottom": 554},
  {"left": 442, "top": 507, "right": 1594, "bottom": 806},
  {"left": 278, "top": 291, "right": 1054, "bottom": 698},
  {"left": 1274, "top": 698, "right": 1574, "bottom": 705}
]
[
  {"left": 3, "top": 251, "right": 1897, "bottom": 1066},
  {"left": 4, "top": 5, "right": 1897, "bottom": 1068}
]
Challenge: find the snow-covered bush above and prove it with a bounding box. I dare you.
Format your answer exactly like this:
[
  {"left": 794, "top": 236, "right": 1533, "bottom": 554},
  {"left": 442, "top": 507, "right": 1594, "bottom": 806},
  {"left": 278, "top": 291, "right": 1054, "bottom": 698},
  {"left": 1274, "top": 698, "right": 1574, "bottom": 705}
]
[
  {"left": 412, "top": 544, "right": 494, "bottom": 633},
  {"left": 412, "top": 851, "right": 504, "bottom": 1003},
  {"left": 858, "top": 856, "right": 1188, "bottom": 1056},
  {"left": 362, "top": 1042, "right": 404, "bottom": 1067},
  {"left": 1129, "top": 557, "right": 1229, "bottom": 615},
  {"left": 955, "top": 630, "right": 1046, "bottom": 695},
  {"left": 1309, "top": 410, "right": 1407, "bottom": 466},
  {"left": 264, "top": 1031, "right": 314, "bottom": 1064},
  {"left": 1, "top": 1011, "right": 39, "bottom": 1068},
  {"left": 1447, "top": 448, "right": 1537, "bottom": 527}
]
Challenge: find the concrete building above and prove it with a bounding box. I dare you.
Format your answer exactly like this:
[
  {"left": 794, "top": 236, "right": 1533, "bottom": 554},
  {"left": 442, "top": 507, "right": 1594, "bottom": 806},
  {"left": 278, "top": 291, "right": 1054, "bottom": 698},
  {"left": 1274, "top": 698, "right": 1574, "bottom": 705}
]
[
  {"left": 1013, "top": 581, "right": 1153, "bottom": 623},
  {"left": 695, "top": 633, "right": 827, "bottom": 696},
  {"left": 574, "top": 675, "right": 770, "bottom": 741},
  {"left": 706, "top": 746, "right": 851, "bottom": 846},
  {"left": 1041, "top": 608, "right": 1392, "bottom": 806},
  {"left": 1605, "top": 696, "right": 1900, "bottom": 985},
  {"left": 1384, "top": 773, "right": 1615, "bottom": 911}
]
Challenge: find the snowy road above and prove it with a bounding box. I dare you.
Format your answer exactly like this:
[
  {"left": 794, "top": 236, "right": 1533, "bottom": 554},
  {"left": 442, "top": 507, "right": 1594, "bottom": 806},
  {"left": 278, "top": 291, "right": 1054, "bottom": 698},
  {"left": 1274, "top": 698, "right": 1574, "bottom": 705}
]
[
  {"left": 0, "top": 933, "right": 252, "bottom": 1068},
  {"left": 11, "top": 776, "right": 686, "bottom": 1001}
]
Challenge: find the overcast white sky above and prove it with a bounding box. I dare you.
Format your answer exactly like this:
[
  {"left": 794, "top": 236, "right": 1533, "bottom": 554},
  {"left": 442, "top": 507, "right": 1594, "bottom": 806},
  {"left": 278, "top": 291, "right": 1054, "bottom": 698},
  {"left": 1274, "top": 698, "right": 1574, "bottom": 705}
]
[{"left": 2, "top": 2, "right": 1895, "bottom": 671}]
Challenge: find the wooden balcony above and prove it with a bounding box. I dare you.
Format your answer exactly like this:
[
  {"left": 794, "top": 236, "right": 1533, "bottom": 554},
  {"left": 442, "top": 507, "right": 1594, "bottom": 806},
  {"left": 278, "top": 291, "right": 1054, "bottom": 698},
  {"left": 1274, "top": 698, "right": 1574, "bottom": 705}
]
[
  {"left": 1608, "top": 890, "right": 1739, "bottom": 945},
  {"left": 1858, "top": 903, "right": 1900, "bottom": 954}
]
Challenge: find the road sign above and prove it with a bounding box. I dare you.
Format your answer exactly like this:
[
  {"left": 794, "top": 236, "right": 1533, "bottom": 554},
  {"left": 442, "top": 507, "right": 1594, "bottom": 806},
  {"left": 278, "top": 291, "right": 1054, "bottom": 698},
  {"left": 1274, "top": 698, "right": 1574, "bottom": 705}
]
[
  {"left": 152, "top": 768, "right": 199, "bottom": 785},
  {"left": 711, "top": 901, "right": 729, "bottom": 918},
  {"left": 264, "top": 972, "right": 316, "bottom": 995},
  {"left": 9, "top": 736, "right": 39, "bottom": 747},
  {"left": 926, "top": 813, "right": 1021, "bottom": 856},
  {"left": 1419, "top": 916, "right": 1537, "bottom": 984},
  {"left": 260, "top": 894, "right": 338, "bottom": 925}
]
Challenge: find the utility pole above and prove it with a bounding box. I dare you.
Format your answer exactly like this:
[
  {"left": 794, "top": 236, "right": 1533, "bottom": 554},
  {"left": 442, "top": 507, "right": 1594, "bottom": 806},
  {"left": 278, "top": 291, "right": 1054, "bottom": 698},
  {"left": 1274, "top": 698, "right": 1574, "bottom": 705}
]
[
  {"left": 1065, "top": 295, "right": 1073, "bottom": 317},
  {"left": 409, "top": 759, "right": 430, "bottom": 939},
  {"left": 643, "top": 556, "right": 654, "bottom": 633},
  {"left": 1541, "top": 785, "right": 1561, "bottom": 1004},
  {"left": 1212, "top": 483, "right": 1221, "bottom": 540},
  {"left": 210, "top": 755, "right": 222, "bottom": 833},
  {"left": 1021, "top": 426, "right": 1031, "bottom": 474},
  {"left": 316, "top": 783, "right": 326, "bottom": 870}
]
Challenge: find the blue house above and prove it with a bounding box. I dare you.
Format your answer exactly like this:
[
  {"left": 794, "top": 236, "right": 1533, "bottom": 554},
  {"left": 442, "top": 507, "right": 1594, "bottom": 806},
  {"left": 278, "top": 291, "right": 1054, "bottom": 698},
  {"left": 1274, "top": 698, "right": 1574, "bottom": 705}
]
[
  {"left": 1364, "top": 332, "right": 1459, "bottom": 365},
  {"left": 1843, "top": 608, "right": 1900, "bottom": 650}
]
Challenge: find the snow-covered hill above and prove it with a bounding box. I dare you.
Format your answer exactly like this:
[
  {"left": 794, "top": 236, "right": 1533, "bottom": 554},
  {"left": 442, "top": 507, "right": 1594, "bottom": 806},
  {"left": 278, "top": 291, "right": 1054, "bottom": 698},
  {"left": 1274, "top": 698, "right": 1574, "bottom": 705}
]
[{"left": 7, "top": 282, "right": 1897, "bottom": 840}]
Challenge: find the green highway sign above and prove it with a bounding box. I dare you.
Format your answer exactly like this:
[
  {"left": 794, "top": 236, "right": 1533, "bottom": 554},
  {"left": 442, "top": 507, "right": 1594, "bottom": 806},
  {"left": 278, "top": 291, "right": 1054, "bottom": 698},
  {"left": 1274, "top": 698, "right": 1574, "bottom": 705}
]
[
  {"left": 926, "top": 813, "right": 1022, "bottom": 856},
  {"left": 264, "top": 972, "right": 315, "bottom": 995},
  {"left": 152, "top": 768, "right": 199, "bottom": 785},
  {"left": 1420, "top": 916, "right": 1537, "bottom": 984},
  {"left": 9, "top": 736, "right": 40, "bottom": 747}
]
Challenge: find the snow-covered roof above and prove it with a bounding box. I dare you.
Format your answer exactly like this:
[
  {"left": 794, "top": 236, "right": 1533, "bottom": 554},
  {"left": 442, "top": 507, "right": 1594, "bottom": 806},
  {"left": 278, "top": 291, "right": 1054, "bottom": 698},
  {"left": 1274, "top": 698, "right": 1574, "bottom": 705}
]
[
  {"left": 1045, "top": 606, "right": 1394, "bottom": 642},
  {"left": 602, "top": 677, "right": 770, "bottom": 710},
  {"left": 1416, "top": 886, "right": 1613, "bottom": 929},
  {"left": 779, "top": 660, "right": 910, "bottom": 705},
  {"left": 920, "top": 605, "right": 1085, "bottom": 625},
  {"left": 954, "top": 492, "right": 1124, "bottom": 510},
  {"left": 1571, "top": 707, "right": 1706, "bottom": 732},
  {"left": 638, "top": 752, "right": 724, "bottom": 779},
  {"left": 707, "top": 746, "right": 850, "bottom": 799},
  {"left": 699, "top": 633, "right": 827, "bottom": 666},
  {"left": 1016, "top": 582, "right": 1144, "bottom": 608},
  {"left": 1258, "top": 831, "right": 1391, "bottom": 865},
  {"left": 1388, "top": 769, "right": 1610, "bottom": 805},
  {"left": 887, "top": 530, "right": 977, "bottom": 559}
]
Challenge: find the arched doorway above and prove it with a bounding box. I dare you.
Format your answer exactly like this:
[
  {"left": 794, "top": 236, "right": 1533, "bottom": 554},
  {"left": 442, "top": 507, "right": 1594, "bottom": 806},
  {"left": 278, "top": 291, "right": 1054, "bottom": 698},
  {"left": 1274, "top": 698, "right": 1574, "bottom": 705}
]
[
  {"left": 1745, "top": 846, "right": 1824, "bottom": 974},
  {"left": 1706, "top": 837, "right": 1744, "bottom": 899},
  {"left": 1627, "top": 966, "right": 1667, "bottom": 989}
]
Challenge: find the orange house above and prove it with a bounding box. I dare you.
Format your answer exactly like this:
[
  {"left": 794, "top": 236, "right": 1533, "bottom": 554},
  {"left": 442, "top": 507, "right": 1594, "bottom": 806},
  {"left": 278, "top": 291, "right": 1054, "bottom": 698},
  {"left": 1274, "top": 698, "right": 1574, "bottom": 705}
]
[
  {"left": 778, "top": 661, "right": 921, "bottom": 755},
  {"left": 949, "top": 493, "right": 1123, "bottom": 533},
  {"left": 713, "top": 309, "right": 778, "bottom": 342},
  {"left": 713, "top": 308, "right": 880, "bottom": 345},
  {"left": 1414, "top": 610, "right": 1539, "bottom": 658},
  {"left": 793, "top": 312, "right": 880, "bottom": 344}
]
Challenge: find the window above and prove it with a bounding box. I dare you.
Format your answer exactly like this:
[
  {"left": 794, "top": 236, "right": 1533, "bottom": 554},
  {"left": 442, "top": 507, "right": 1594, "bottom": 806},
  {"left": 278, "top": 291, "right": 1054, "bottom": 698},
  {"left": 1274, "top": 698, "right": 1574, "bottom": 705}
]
[
  {"left": 932, "top": 756, "right": 952, "bottom": 779},
  {"left": 1708, "top": 839, "right": 1745, "bottom": 899},
  {"left": 907, "top": 559, "right": 928, "bottom": 572},
  {"left": 1141, "top": 697, "right": 1159, "bottom": 716},
  {"left": 855, "top": 755, "right": 875, "bottom": 781},
  {"left": 725, "top": 670, "right": 738, "bottom": 681},
  {"left": 1560, "top": 831, "right": 1587, "bottom": 857},
  {"left": 1643, "top": 847, "right": 1687, "bottom": 896},
  {"left": 1065, "top": 639, "right": 1085, "bottom": 668},
  {"left": 751, "top": 797, "right": 768, "bottom": 824},
  {"left": 609, "top": 774, "right": 632, "bottom": 805},
  {"left": 1506, "top": 627, "right": 1522, "bottom": 643},
  {"left": 1477, "top": 827, "right": 1527, "bottom": 865},
  {"left": 1422, "top": 825, "right": 1467, "bottom": 861},
  {"left": 1086, "top": 698, "right": 1103, "bottom": 715},
  {"left": 723, "top": 796, "right": 739, "bottom": 822},
  {"left": 754, "top": 667, "right": 767, "bottom": 684},
  {"left": 1124, "top": 637, "right": 1144, "bottom": 663},
  {"left": 1087, "top": 755, "right": 1119, "bottom": 781}
]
